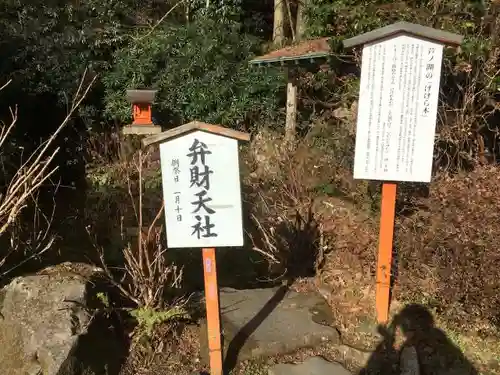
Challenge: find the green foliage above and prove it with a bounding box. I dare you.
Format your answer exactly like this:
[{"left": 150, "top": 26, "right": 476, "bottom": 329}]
[
  {"left": 0, "top": 0, "right": 136, "bottom": 96},
  {"left": 190, "top": 0, "right": 244, "bottom": 23},
  {"left": 304, "top": 0, "right": 399, "bottom": 39},
  {"left": 130, "top": 306, "right": 189, "bottom": 339},
  {"left": 103, "top": 18, "right": 286, "bottom": 128},
  {"left": 304, "top": 0, "right": 489, "bottom": 42},
  {"left": 96, "top": 292, "right": 110, "bottom": 308}
]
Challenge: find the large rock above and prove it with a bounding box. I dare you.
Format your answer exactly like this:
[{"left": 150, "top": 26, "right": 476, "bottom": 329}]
[
  {"left": 269, "top": 356, "right": 353, "bottom": 375},
  {"left": 200, "top": 287, "right": 340, "bottom": 367},
  {"left": 0, "top": 262, "right": 127, "bottom": 375}
]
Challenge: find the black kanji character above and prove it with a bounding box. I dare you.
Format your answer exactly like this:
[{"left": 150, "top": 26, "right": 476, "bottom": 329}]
[
  {"left": 190, "top": 165, "right": 214, "bottom": 190},
  {"left": 191, "top": 190, "right": 215, "bottom": 214},
  {"left": 191, "top": 215, "right": 218, "bottom": 239},
  {"left": 187, "top": 138, "right": 212, "bottom": 165}
]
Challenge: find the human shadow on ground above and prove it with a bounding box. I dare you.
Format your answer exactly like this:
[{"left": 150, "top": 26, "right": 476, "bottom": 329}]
[
  {"left": 221, "top": 206, "right": 322, "bottom": 374},
  {"left": 359, "top": 304, "right": 478, "bottom": 375}
]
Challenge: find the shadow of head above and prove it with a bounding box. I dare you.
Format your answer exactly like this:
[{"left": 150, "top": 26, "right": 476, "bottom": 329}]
[
  {"left": 390, "top": 304, "right": 479, "bottom": 375},
  {"left": 394, "top": 303, "right": 435, "bottom": 338}
]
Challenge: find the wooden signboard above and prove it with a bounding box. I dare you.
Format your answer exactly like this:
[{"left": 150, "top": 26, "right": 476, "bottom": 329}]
[
  {"left": 354, "top": 36, "right": 443, "bottom": 182},
  {"left": 158, "top": 130, "right": 244, "bottom": 248},
  {"left": 143, "top": 121, "right": 250, "bottom": 375},
  {"left": 343, "top": 22, "right": 463, "bottom": 323}
]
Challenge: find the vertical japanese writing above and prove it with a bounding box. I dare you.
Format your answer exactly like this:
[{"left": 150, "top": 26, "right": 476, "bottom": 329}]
[
  {"left": 405, "top": 44, "right": 418, "bottom": 173},
  {"left": 383, "top": 43, "right": 398, "bottom": 173},
  {"left": 396, "top": 43, "right": 408, "bottom": 173},
  {"left": 374, "top": 43, "right": 386, "bottom": 174},
  {"left": 395, "top": 42, "right": 426, "bottom": 174},
  {"left": 365, "top": 45, "right": 376, "bottom": 174},
  {"left": 422, "top": 47, "right": 436, "bottom": 117},
  {"left": 187, "top": 139, "right": 217, "bottom": 240},
  {"left": 171, "top": 159, "right": 182, "bottom": 222},
  {"left": 408, "top": 44, "right": 424, "bottom": 174}
]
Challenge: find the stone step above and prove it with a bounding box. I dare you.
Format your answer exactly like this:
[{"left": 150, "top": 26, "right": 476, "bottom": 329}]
[{"left": 269, "top": 356, "right": 352, "bottom": 375}]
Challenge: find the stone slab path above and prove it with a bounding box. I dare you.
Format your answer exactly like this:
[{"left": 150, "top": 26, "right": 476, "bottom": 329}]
[
  {"left": 200, "top": 287, "right": 340, "bottom": 366},
  {"left": 268, "top": 356, "right": 353, "bottom": 375}
]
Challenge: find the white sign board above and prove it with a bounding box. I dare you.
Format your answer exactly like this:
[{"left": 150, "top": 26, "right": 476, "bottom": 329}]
[
  {"left": 353, "top": 35, "right": 443, "bottom": 182},
  {"left": 159, "top": 130, "right": 244, "bottom": 248}
]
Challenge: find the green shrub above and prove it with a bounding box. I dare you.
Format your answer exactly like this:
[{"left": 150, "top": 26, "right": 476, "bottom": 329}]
[{"left": 103, "top": 17, "right": 286, "bottom": 129}]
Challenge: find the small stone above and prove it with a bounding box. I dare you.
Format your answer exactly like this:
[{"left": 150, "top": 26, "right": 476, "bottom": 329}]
[
  {"left": 268, "top": 356, "right": 352, "bottom": 375},
  {"left": 400, "top": 346, "right": 420, "bottom": 375}
]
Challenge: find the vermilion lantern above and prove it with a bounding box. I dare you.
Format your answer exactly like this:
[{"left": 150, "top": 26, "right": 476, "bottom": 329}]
[{"left": 123, "top": 89, "right": 162, "bottom": 135}]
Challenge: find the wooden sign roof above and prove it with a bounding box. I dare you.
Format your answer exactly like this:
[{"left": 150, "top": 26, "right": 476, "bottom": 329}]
[
  {"left": 343, "top": 21, "right": 463, "bottom": 49},
  {"left": 250, "top": 37, "right": 332, "bottom": 66},
  {"left": 142, "top": 121, "right": 250, "bottom": 147},
  {"left": 126, "top": 89, "right": 157, "bottom": 103}
]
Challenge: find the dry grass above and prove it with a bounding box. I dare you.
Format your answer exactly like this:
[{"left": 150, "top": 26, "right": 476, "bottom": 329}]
[
  {"left": 90, "top": 149, "right": 183, "bottom": 310},
  {"left": 120, "top": 323, "right": 203, "bottom": 375},
  {"left": 395, "top": 166, "right": 500, "bottom": 329}
]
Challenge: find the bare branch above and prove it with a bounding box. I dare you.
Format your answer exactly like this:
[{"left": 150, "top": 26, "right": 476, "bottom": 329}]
[{"left": 0, "top": 71, "right": 96, "bottom": 276}]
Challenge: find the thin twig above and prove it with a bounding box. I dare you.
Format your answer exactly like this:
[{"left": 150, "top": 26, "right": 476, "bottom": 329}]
[
  {"left": 136, "top": 0, "right": 187, "bottom": 41},
  {"left": 285, "top": 0, "right": 296, "bottom": 41}
]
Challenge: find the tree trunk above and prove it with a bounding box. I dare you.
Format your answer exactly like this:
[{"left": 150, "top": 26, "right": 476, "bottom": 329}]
[
  {"left": 285, "top": 70, "right": 297, "bottom": 143},
  {"left": 273, "top": 0, "right": 285, "bottom": 46},
  {"left": 296, "top": 0, "right": 307, "bottom": 40},
  {"left": 285, "top": 0, "right": 296, "bottom": 42}
]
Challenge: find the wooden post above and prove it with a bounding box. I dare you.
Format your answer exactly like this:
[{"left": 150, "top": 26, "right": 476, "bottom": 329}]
[
  {"left": 202, "top": 247, "right": 223, "bottom": 375},
  {"left": 376, "top": 182, "right": 397, "bottom": 323},
  {"left": 285, "top": 70, "right": 297, "bottom": 144}
]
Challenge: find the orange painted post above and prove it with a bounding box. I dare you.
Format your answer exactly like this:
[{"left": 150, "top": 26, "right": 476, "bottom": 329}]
[
  {"left": 202, "top": 247, "right": 223, "bottom": 375},
  {"left": 376, "top": 182, "right": 397, "bottom": 324}
]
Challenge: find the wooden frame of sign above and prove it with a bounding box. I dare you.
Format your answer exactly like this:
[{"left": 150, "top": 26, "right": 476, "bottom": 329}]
[
  {"left": 143, "top": 121, "right": 250, "bottom": 375},
  {"left": 343, "top": 22, "right": 463, "bottom": 324}
]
